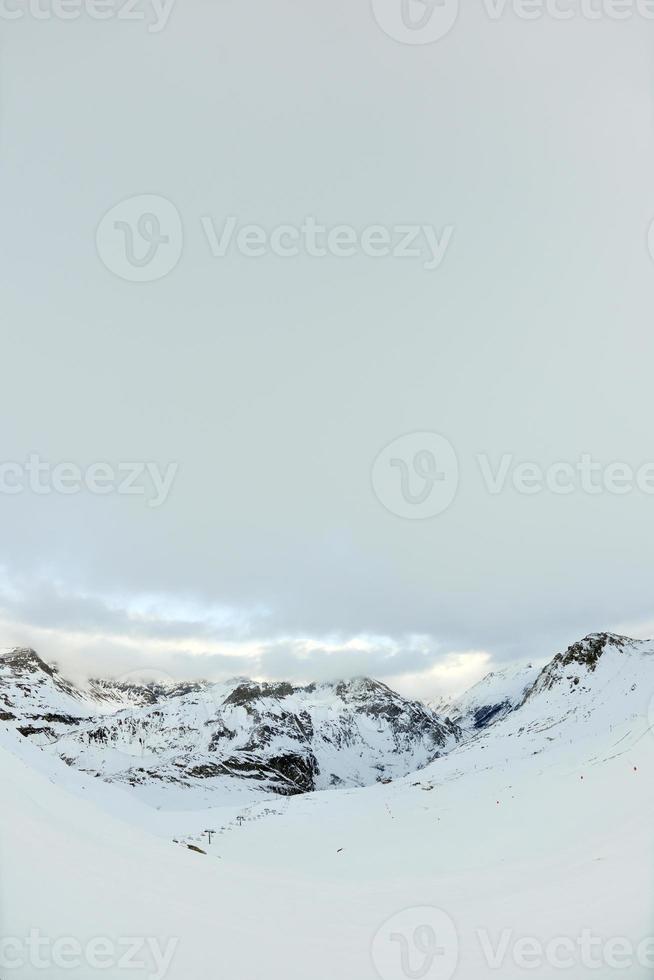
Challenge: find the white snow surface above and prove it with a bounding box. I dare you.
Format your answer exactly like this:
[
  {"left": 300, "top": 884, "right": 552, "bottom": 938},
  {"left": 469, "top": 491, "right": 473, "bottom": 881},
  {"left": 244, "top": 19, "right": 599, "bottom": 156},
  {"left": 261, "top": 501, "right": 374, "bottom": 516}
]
[{"left": 1, "top": 632, "right": 653, "bottom": 979}]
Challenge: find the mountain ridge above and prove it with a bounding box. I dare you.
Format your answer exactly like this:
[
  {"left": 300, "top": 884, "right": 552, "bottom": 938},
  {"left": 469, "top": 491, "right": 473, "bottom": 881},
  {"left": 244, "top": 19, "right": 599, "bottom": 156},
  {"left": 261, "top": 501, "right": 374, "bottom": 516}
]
[
  {"left": 1, "top": 630, "right": 651, "bottom": 805},
  {"left": 0, "top": 650, "right": 461, "bottom": 801}
]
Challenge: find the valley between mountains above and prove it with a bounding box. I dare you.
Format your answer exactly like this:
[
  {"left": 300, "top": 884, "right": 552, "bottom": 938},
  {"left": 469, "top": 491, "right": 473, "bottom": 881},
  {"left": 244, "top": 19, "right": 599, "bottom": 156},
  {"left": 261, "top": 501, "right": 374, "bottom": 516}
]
[{"left": 1, "top": 631, "right": 653, "bottom": 979}]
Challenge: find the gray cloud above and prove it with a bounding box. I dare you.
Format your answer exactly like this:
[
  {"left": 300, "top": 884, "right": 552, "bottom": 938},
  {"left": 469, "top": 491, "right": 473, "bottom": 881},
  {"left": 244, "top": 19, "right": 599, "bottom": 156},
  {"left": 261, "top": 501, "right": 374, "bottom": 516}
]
[{"left": 0, "top": 3, "right": 652, "bottom": 692}]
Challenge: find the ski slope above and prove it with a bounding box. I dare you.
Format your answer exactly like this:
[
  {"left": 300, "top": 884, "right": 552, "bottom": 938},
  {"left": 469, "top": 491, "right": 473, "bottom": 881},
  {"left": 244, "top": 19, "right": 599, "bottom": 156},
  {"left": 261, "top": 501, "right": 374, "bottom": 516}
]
[{"left": 1, "top": 633, "right": 653, "bottom": 979}]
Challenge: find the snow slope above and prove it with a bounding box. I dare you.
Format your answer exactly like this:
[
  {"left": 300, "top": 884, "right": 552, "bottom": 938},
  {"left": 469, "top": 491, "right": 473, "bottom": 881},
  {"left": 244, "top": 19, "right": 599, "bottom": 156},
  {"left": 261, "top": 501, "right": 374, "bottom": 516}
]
[{"left": 1, "top": 632, "right": 653, "bottom": 979}]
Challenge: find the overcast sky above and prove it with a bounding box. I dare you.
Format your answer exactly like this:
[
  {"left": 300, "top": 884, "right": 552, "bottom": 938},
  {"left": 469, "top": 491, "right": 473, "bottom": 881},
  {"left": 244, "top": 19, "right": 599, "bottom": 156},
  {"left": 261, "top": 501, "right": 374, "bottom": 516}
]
[{"left": 0, "top": 2, "right": 653, "bottom": 699}]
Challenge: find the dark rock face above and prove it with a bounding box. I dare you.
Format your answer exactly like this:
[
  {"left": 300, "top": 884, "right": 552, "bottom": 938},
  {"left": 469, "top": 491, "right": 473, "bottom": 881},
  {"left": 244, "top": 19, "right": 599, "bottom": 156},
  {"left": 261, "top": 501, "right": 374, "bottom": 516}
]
[
  {"left": 557, "top": 633, "right": 630, "bottom": 671},
  {"left": 471, "top": 701, "right": 512, "bottom": 729},
  {"left": 188, "top": 752, "right": 319, "bottom": 794},
  {"left": 17, "top": 725, "right": 54, "bottom": 738},
  {"left": 223, "top": 682, "right": 296, "bottom": 708}
]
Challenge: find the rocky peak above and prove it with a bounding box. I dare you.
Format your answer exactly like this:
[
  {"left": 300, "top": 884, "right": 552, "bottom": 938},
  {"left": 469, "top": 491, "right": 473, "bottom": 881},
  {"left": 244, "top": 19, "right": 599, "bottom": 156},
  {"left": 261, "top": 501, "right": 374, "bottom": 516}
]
[
  {"left": 0, "top": 647, "right": 56, "bottom": 678},
  {"left": 520, "top": 632, "right": 637, "bottom": 704},
  {"left": 222, "top": 681, "right": 296, "bottom": 708},
  {"left": 557, "top": 632, "right": 632, "bottom": 671}
]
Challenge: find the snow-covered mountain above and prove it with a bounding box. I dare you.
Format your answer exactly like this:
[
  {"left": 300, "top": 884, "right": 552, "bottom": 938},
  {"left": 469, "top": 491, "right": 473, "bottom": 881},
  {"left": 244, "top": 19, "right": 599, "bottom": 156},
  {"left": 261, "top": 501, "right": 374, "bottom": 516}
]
[
  {"left": 2, "top": 631, "right": 651, "bottom": 807},
  {"left": 0, "top": 647, "right": 100, "bottom": 725},
  {"left": 0, "top": 646, "right": 192, "bottom": 720},
  {"left": 439, "top": 631, "right": 654, "bottom": 790},
  {"left": 2, "top": 629, "right": 653, "bottom": 980},
  {"left": 520, "top": 631, "right": 645, "bottom": 703},
  {"left": 0, "top": 650, "right": 460, "bottom": 802},
  {"left": 430, "top": 631, "right": 654, "bottom": 737},
  {"left": 433, "top": 660, "right": 542, "bottom": 729},
  {"left": 511, "top": 631, "right": 654, "bottom": 743}
]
